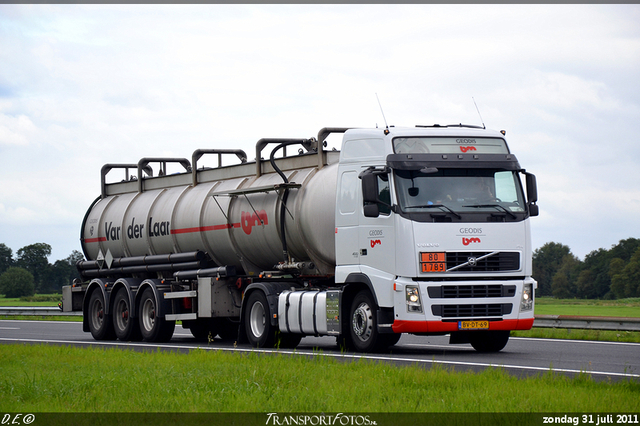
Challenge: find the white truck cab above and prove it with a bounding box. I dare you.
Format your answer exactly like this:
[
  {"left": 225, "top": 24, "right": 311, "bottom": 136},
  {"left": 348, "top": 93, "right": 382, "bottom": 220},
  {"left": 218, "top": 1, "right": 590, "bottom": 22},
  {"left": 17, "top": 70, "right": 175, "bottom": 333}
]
[{"left": 334, "top": 125, "right": 537, "bottom": 352}]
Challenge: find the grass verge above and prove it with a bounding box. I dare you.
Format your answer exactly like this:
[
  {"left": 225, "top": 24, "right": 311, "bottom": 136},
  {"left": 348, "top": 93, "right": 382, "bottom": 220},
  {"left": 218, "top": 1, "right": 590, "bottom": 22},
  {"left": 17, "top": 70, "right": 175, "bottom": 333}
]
[
  {"left": 534, "top": 297, "right": 640, "bottom": 318},
  {"left": 0, "top": 344, "right": 638, "bottom": 413}
]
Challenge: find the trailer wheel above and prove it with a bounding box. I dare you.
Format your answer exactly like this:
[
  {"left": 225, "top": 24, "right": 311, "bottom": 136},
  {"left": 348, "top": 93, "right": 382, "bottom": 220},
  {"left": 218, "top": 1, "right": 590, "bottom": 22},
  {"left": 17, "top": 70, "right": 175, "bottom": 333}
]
[
  {"left": 87, "top": 290, "right": 116, "bottom": 340},
  {"left": 469, "top": 330, "right": 510, "bottom": 352},
  {"left": 138, "top": 287, "right": 175, "bottom": 342},
  {"left": 244, "top": 291, "right": 277, "bottom": 348},
  {"left": 113, "top": 287, "right": 142, "bottom": 341},
  {"left": 348, "top": 290, "right": 381, "bottom": 353}
]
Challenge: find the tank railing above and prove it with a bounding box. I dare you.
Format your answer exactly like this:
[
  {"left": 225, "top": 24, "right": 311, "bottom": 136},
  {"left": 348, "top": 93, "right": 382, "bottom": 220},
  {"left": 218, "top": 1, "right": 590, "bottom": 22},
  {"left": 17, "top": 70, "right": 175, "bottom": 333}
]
[
  {"left": 316, "top": 127, "right": 354, "bottom": 169},
  {"left": 191, "top": 149, "right": 248, "bottom": 186},
  {"left": 255, "top": 138, "right": 317, "bottom": 178},
  {"left": 101, "top": 163, "right": 153, "bottom": 199},
  {"left": 137, "top": 158, "right": 192, "bottom": 193}
]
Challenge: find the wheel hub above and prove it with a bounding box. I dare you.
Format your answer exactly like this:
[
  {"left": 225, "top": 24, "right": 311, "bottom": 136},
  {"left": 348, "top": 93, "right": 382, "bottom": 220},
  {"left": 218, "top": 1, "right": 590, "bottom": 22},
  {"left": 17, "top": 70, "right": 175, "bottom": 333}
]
[
  {"left": 352, "top": 303, "right": 372, "bottom": 341},
  {"left": 249, "top": 301, "right": 266, "bottom": 339}
]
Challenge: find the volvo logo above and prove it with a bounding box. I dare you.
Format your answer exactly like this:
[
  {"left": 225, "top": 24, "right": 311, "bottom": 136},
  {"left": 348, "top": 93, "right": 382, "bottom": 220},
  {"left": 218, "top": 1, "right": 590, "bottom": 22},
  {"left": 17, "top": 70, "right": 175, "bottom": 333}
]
[{"left": 467, "top": 257, "right": 478, "bottom": 267}]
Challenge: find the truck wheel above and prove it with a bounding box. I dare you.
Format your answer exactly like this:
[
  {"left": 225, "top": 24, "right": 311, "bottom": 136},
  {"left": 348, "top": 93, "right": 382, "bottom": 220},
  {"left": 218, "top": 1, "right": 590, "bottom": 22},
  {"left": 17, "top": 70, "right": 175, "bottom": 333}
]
[
  {"left": 348, "top": 290, "right": 381, "bottom": 352},
  {"left": 87, "top": 290, "right": 116, "bottom": 340},
  {"left": 244, "top": 291, "right": 277, "bottom": 348},
  {"left": 113, "top": 287, "right": 142, "bottom": 341},
  {"left": 469, "top": 330, "right": 510, "bottom": 352},
  {"left": 138, "top": 287, "right": 175, "bottom": 342}
]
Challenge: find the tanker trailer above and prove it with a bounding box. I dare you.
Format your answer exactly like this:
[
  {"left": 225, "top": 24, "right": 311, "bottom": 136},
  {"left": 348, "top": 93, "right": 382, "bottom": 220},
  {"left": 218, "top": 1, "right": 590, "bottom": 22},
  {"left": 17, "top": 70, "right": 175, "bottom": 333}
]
[{"left": 63, "top": 124, "right": 539, "bottom": 353}]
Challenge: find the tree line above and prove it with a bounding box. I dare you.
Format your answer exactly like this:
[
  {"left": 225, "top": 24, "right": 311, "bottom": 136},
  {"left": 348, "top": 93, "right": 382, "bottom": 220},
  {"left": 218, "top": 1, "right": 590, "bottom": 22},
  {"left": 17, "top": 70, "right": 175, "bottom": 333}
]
[
  {"left": 0, "top": 243, "right": 84, "bottom": 298},
  {"left": 533, "top": 238, "right": 640, "bottom": 299},
  {"left": 1, "top": 238, "right": 639, "bottom": 299}
]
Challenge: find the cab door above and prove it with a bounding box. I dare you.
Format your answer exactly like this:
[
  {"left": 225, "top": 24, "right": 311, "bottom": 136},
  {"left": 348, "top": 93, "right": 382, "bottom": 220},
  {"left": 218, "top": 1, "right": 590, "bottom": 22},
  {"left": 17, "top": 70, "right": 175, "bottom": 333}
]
[{"left": 358, "top": 170, "right": 396, "bottom": 275}]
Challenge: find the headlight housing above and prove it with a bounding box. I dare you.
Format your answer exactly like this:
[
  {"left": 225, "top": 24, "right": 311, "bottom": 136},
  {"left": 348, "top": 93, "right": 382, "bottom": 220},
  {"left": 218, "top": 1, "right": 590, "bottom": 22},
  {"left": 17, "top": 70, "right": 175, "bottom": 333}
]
[
  {"left": 520, "top": 283, "right": 533, "bottom": 311},
  {"left": 406, "top": 285, "right": 423, "bottom": 313}
]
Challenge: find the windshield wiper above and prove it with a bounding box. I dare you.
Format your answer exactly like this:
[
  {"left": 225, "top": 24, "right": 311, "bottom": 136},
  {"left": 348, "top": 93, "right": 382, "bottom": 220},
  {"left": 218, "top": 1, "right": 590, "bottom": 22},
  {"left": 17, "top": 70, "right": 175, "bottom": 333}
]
[
  {"left": 463, "top": 204, "right": 517, "bottom": 219},
  {"left": 407, "top": 204, "right": 462, "bottom": 219}
]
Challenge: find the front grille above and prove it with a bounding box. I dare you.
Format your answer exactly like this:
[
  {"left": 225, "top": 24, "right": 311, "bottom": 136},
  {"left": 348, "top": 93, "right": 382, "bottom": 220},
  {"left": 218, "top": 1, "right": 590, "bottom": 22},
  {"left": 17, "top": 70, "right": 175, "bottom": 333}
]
[
  {"left": 446, "top": 252, "right": 520, "bottom": 272},
  {"left": 428, "top": 284, "right": 516, "bottom": 298},
  {"left": 431, "top": 303, "right": 512, "bottom": 318}
]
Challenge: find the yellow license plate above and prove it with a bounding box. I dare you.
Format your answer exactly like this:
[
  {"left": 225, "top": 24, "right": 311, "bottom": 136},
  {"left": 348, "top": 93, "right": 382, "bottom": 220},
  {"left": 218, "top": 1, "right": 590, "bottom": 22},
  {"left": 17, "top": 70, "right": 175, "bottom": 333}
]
[{"left": 458, "top": 320, "right": 489, "bottom": 330}]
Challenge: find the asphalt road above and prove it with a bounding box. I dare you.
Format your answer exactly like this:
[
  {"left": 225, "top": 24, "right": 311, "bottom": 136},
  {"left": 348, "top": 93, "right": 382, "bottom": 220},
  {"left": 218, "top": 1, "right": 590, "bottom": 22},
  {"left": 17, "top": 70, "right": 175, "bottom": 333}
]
[{"left": 1, "top": 319, "right": 639, "bottom": 382}]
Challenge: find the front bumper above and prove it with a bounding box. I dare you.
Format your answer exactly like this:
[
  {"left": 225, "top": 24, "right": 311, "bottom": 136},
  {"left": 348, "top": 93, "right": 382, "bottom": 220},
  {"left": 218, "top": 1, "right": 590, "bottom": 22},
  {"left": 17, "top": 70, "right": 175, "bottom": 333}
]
[{"left": 391, "top": 277, "right": 536, "bottom": 334}]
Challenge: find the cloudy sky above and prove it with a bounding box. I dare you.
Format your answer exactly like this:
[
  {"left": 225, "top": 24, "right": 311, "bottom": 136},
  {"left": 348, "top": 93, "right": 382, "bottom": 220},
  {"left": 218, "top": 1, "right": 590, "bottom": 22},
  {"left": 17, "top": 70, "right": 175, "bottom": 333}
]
[{"left": 1, "top": 4, "right": 639, "bottom": 263}]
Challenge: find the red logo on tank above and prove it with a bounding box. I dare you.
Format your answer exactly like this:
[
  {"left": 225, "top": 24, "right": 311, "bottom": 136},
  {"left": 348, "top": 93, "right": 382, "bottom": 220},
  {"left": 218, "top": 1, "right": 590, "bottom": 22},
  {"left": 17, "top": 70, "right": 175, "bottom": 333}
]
[
  {"left": 241, "top": 210, "right": 268, "bottom": 235},
  {"left": 370, "top": 239, "right": 382, "bottom": 248}
]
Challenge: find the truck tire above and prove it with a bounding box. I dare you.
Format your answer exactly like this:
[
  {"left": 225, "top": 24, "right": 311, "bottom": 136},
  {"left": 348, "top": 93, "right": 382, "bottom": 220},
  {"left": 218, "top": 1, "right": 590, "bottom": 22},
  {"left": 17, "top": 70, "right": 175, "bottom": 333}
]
[
  {"left": 138, "top": 287, "right": 175, "bottom": 342},
  {"left": 244, "top": 291, "right": 277, "bottom": 348},
  {"left": 469, "top": 330, "right": 510, "bottom": 352},
  {"left": 348, "top": 290, "right": 381, "bottom": 352},
  {"left": 113, "top": 287, "right": 142, "bottom": 341},
  {"left": 87, "top": 290, "right": 116, "bottom": 340}
]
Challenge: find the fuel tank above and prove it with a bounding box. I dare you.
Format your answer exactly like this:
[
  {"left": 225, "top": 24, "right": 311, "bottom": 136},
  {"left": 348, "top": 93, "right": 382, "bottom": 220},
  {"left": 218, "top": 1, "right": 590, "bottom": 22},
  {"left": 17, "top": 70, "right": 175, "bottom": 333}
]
[{"left": 81, "top": 154, "right": 339, "bottom": 276}]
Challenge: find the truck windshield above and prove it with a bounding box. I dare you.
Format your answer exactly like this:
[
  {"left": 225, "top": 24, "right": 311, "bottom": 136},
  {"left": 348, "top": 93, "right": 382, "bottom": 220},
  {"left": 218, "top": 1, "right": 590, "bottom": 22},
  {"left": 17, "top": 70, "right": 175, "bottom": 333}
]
[{"left": 394, "top": 169, "right": 526, "bottom": 215}]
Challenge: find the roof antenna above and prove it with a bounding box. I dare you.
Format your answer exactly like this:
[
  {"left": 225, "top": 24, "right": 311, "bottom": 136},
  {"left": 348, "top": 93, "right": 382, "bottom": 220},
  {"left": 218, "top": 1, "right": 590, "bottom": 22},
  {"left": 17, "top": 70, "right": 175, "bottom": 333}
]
[
  {"left": 376, "top": 93, "right": 390, "bottom": 135},
  {"left": 472, "top": 97, "right": 486, "bottom": 129}
]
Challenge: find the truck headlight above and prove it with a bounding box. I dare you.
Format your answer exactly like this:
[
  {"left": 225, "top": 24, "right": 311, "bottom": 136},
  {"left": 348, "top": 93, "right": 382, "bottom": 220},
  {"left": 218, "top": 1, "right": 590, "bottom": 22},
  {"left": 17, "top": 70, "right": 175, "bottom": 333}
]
[
  {"left": 406, "top": 285, "right": 423, "bottom": 313},
  {"left": 520, "top": 283, "right": 533, "bottom": 311}
]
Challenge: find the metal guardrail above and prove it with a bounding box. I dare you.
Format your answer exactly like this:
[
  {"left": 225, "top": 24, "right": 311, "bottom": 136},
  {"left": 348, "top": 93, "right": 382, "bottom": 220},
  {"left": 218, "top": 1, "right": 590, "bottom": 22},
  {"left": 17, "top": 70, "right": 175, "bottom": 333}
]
[
  {"left": 0, "top": 306, "right": 82, "bottom": 316},
  {"left": 0, "top": 307, "right": 639, "bottom": 331},
  {"left": 533, "top": 315, "right": 640, "bottom": 332}
]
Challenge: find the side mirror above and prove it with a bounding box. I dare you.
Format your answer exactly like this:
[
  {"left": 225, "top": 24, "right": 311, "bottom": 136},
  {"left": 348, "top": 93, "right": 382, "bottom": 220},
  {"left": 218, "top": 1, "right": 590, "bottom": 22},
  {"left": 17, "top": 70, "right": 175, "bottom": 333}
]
[
  {"left": 525, "top": 173, "right": 538, "bottom": 203},
  {"left": 361, "top": 172, "right": 379, "bottom": 204},
  {"left": 524, "top": 172, "right": 539, "bottom": 217}
]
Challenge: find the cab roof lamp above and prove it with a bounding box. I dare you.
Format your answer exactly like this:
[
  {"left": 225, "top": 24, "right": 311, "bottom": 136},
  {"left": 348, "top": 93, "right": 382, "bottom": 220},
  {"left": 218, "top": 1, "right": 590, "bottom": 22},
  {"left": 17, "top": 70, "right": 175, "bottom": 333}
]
[{"left": 500, "top": 130, "right": 506, "bottom": 136}]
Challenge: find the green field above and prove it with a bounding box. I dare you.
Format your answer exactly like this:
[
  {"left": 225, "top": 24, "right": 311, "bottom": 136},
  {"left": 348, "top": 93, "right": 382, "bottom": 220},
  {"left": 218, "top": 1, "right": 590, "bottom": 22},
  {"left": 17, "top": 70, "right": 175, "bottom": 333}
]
[
  {"left": 0, "top": 344, "right": 638, "bottom": 413},
  {"left": 0, "top": 293, "right": 63, "bottom": 306},
  {"left": 534, "top": 297, "right": 640, "bottom": 318}
]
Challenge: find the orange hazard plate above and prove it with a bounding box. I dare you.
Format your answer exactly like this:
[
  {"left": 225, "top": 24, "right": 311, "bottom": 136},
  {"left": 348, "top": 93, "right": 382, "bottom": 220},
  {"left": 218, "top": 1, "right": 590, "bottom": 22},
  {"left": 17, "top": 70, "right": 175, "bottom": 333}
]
[
  {"left": 422, "top": 262, "right": 446, "bottom": 272},
  {"left": 458, "top": 320, "right": 489, "bottom": 330},
  {"left": 420, "top": 252, "right": 446, "bottom": 273}
]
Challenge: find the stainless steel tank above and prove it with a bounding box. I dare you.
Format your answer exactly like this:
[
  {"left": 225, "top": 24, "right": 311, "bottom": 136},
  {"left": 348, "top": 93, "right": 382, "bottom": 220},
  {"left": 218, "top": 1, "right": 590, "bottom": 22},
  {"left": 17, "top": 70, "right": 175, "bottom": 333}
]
[{"left": 81, "top": 158, "right": 338, "bottom": 276}]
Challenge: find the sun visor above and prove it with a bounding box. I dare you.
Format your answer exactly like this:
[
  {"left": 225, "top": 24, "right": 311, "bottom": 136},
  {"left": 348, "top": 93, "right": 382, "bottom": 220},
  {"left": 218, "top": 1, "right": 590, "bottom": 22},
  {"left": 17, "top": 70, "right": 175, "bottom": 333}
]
[
  {"left": 393, "top": 137, "right": 510, "bottom": 155},
  {"left": 386, "top": 153, "right": 522, "bottom": 171}
]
